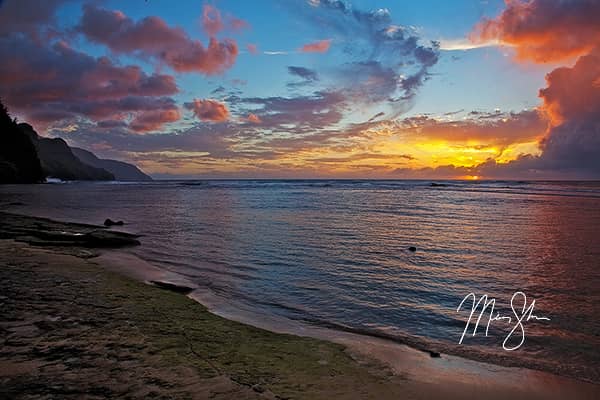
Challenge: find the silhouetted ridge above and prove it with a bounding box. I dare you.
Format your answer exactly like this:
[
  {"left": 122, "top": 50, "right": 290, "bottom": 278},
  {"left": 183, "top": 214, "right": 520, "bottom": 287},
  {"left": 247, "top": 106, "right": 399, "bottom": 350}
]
[
  {"left": 72, "top": 147, "right": 152, "bottom": 181},
  {"left": 18, "top": 123, "right": 115, "bottom": 181},
  {"left": 1, "top": 100, "right": 152, "bottom": 183},
  {"left": 0, "top": 100, "right": 44, "bottom": 183}
]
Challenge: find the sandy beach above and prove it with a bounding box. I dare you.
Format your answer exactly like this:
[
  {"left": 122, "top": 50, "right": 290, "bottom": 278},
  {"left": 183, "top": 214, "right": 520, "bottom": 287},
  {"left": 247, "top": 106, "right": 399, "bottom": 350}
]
[{"left": 1, "top": 212, "right": 599, "bottom": 399}]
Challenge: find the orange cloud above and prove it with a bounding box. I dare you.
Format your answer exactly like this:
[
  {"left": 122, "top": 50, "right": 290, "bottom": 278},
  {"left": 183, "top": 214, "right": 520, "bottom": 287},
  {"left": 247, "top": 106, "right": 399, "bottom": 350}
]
[
  {"left": 539, "top": 49, "right": 600, "bottom": 125},
  {"left": 472, "top": 0, "right": 600, "bottom": 63},
  {"left": 300, "top": 39, "right": 331, "bottom": 53},
  {"left": 245, "top": 113, "right": 262, "bottom": 124},
  {"left": 469, "top": 1, "right": 600, "bottom": 178},
  {"left": 185, "top": 99, "right": 229, "bottom": 122}
]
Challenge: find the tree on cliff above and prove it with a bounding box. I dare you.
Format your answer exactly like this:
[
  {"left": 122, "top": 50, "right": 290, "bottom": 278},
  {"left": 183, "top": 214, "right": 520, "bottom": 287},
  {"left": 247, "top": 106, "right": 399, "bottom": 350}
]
[{"left": 0, "top": 100, "right": 44, "bottom": 183}]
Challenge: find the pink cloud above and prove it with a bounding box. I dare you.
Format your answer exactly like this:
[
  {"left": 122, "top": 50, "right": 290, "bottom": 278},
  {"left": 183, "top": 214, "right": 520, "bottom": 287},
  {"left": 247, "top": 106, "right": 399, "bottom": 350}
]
[
  {"left": 185, "top": 99, "right": 229, "bottom": 122},
  {"left": 201, "top": 4, "right": 224, "bottom": 36},
  {"left": 130, "top": 109, "right": 181, "bottom": 133},
  {"left": 230, "top": 18, "right": 249, "bottom": 31},
  {"left": 247, "top": 43, "right": 258, "bottom": 54},
  {"left": 78, "top": 4, "right": 238, "bottom": 75},
  {"left": 0, "top": 0, "right": 67, "bottom": 41},
  {"left": 0, "top": 35, "right": 180, "bottom": 132},
  {"left": 201, "top": 4, "right": 249, "bottom": 36},
  {"left": 300, "top": 39, "right": 331, "bottom": 53}
]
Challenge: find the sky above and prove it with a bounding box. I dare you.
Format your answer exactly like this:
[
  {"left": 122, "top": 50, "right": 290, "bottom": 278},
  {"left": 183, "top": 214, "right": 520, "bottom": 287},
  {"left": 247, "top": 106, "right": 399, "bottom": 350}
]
[{"left": 1, "top": 0, "right": 599, "bottom": 179}]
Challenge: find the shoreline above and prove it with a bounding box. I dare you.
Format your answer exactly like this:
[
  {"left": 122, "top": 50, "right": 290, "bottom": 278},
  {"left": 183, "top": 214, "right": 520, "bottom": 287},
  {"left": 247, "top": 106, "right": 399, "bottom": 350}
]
[{"left": 1, "top": 211, "right": 599, "bottom": 399}]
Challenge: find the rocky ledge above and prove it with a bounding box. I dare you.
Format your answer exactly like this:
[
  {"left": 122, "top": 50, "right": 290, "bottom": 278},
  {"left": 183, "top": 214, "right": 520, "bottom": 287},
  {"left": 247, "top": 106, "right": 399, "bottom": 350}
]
[{"left": 0, "top": 212, "right": 140, "bottom": 248}]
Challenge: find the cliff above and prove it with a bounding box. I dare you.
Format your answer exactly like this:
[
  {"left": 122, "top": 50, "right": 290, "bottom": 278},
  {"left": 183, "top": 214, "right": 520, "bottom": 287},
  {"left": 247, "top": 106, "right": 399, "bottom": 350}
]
[{"left": 72, "top": 147, "right": 152, "bottom": 181}]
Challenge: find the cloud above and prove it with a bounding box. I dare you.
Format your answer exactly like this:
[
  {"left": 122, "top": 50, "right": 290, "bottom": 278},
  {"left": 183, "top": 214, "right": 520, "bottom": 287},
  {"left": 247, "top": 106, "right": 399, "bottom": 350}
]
[
  {"left": 239, "top": 91, "right": 346, "bottom": 131},
  {"left": 130, "top": 109, "right": 181, "bottom": 133},
  {"left": 460, "top": 0, "right": 600, "bottom": 179},
  {"left": 338, "top": 61, "right": 401, "bottom": 104},
  {"left": 535, "top": 49, "right": 600, "bottom": 175},
  {"left": 201, "top": 4, "right": 249, "bottom": 36},
  {"left": 296, "top": 0, "right": 440, "bottom": 119},
  {"left": 539, "top": 49, "right": 600, "bottom": 125},
  {"left": 398, "top": 110, "right": 545, "bottom": 146},
  {"left": 202, "top": 4, "right": 223, "bottom": 36},
  {"left": 78, "top": 4, "right": 238, "bottom": 75},
  {"left": 245, "top": 113, "right": 262, "bottom": 124},
  {"left": 472, "top": 0, "right": 600, "bottom": 63},
  {"left": 264, "top": 51, "right": 289, "bottom": 55},
  {"left": 185, "top": 99, "right": 230, "bottom": 122},
  {"left": 308, "top": 152, "right": 414, "bottom": 163},
  {"left": 0, "top": 35, "right": 180, "bottom": 132},
  {"left": 0, "top": 0, "right": 66, "bottom": 41},
  {"left": 439, "top": 37, "right": 502, "bottom": 51},
  {"left": 201, "top": 4, "right": 224, "bottom": 36},
  {"left": 53, "top": 122, "right": 234, "bottom": 161},
  {"left": 299, "top": 39, "right": 332, "bottom": 53},
  {"left": 247, "top": 43, "right": 258, "bottom": 54},
  {"left": 229, "top": 17, "right": 250, "bottom": 32},
  {"left": 287, "top": 66, "right": 319, "bottom": 88},
  {"left": 287, "top": 66, "right": 319, "bottom": 81},
  {"left": 367, "top": 112, "right": 385, "bottom": 122}
]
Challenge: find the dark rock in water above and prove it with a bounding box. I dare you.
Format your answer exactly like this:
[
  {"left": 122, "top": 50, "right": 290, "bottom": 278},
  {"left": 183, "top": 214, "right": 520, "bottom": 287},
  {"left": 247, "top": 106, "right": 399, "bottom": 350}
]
[
  {"left": 150, "top": 280, "right": 195, "bottom": 294},
  {"left": 104, "top": 218, "right": 124, "bottom": 227},
  {"left": 408, "top": 246, "right": 417, "bottom": 252},
  {"left": 430, "top": 183, "right": 447, "bottom": 187},
  {"left": 429, "top": 351, "right": 441, "bottom": 358}
]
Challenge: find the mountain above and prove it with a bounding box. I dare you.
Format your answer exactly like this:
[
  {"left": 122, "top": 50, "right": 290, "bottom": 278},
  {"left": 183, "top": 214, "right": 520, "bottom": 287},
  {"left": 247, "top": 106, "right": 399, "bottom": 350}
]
[
  {"left": 18, "top": 123, "right": 115, "bottom": 181},
  {"left": 1, "top": 99, "right": 149, "bottom": 183},
  {"left": 0, "top": 101, "right": 44, "bottom": 183},
  {"left": 72, "top": 148, "right": 152, "bottom": 181}
]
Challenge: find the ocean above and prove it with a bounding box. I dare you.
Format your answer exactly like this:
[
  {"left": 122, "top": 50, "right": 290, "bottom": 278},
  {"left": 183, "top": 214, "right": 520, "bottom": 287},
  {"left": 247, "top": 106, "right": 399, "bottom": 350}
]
[{"left": 2, "top": 180, "right": 599, "bottom": 383}]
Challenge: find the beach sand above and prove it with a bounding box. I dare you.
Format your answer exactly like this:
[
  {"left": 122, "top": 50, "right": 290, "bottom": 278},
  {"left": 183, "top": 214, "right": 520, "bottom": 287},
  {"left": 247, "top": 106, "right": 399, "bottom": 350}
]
[{"left": 1, "top": 212, "right": 599, "bottom": 399}]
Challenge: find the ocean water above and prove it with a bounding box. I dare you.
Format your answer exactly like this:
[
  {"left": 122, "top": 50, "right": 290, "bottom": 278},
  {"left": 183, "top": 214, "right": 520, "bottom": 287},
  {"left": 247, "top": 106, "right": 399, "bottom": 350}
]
[{"left": 2, "top": 180, "right": 600, "bottom": 382}]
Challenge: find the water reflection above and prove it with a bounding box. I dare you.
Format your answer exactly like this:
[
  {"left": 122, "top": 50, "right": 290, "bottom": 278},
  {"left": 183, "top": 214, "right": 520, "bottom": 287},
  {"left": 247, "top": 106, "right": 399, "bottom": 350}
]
[{"left": 1, "top": 180, "right": 599, "bottom": 382}]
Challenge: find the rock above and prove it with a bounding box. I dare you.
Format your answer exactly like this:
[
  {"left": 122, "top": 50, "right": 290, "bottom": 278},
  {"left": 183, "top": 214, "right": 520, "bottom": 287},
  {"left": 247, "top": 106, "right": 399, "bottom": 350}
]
[
  {"left": 430, "top": 182, "right": 447, "bottom": 187},
  {"left": 150, "top": 280, "right": 195, "bottom": 294},
  {"left": 1, "top": 212, "right": 139, "bottom": 249},
  {"left": 104, "top": 218, "right": 124, "bottom": 227},
  {"left": 429, "top": 351, "right": 441, "bottom": 358},
  {"left": 83, "top": 230, "right": 139, "bottom": 247},
  {"left": 252, "top": 384, "right": 265, "bottom": 393},
  {"left": 408, "top": 246, "right": 417, "bottom": 252}
]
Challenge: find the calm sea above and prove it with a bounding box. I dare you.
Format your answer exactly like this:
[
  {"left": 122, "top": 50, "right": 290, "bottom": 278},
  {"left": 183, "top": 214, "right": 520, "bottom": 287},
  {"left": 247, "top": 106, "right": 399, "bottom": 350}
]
[{"left": 2, "top": 180, "right": 599, "bottom": 382}]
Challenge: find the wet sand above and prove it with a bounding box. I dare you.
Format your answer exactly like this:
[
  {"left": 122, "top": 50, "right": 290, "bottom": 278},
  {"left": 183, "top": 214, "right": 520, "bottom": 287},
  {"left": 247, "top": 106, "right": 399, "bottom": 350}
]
[{"left": 1, "top": 212, "right": 599, "bottom": 399}]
